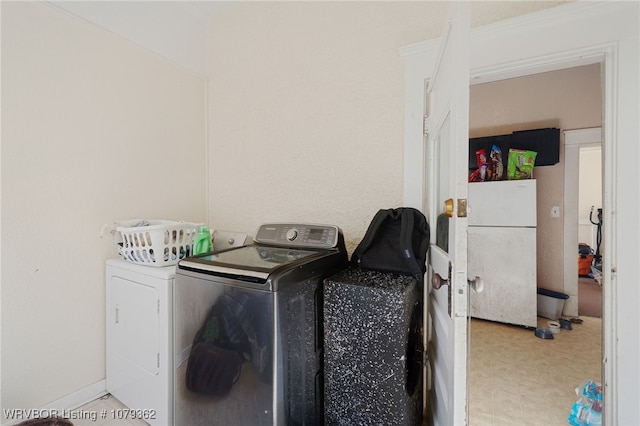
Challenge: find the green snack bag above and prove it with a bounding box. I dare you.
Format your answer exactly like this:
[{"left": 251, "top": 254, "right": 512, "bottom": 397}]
[{"left": 507, "top": 149, "right": 537, "bottom": 180}]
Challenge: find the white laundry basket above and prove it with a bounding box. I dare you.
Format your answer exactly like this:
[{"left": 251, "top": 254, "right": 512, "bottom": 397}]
[{"left": 116, "top": 220, "right": 201, "bottom": 267}]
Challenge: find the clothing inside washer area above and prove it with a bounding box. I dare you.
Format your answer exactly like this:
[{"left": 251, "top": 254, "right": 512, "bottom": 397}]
[
  {"left": 174, "top": 223, "right": 349, "bottom": 425},
  {"left": 106, "top": 220, "right": 425, "bottom": 425}
]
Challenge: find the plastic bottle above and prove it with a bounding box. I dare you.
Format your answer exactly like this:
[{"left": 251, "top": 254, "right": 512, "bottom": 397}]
[{"left": 193, "top": 225, "right": 212, "bottom": 255}]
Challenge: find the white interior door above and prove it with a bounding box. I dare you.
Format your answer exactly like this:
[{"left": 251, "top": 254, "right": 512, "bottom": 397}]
[{"left": 423, "top": 3, "right": 471, "bottom": 425}]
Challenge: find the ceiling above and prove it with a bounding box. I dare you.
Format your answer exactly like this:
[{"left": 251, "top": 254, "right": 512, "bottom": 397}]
[{"left": 47, "top": 1, "right": 238, "bottom": 76}]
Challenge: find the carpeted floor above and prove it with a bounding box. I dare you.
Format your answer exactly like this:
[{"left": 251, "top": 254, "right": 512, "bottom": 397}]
[{"left": 578, "top": 276, "right": 602, "bottom": 318}]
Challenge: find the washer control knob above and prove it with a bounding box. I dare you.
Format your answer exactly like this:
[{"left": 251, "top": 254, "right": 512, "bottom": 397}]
[{"left": 286, "top": 229, "right": 298, "bottom": 241}]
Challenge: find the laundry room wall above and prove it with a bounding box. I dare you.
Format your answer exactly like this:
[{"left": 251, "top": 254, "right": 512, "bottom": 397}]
[
  {"left": 1, "top": 2, "right": 206, "bottom": 419},
  {"left": 468, "top": 64, "right": 602, "bottom": 295},
  {"left": 205, "top": 1, "right": 567, "bottom": 252}
]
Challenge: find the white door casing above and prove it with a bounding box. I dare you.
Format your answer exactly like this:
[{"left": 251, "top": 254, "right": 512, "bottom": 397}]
[
  {"left": 402, "top": 2, "right": 639, "bottom": 424},
  {"left": 563, "top": 127, "right": 603, "bottom": 318},
  {"left": 422, "top": 3, "right": 470, "bottom": 425}
]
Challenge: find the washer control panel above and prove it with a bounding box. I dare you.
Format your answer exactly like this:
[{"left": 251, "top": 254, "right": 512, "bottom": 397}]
[{"left": 254, "top": 223, "right": 340, "bottom": 249}]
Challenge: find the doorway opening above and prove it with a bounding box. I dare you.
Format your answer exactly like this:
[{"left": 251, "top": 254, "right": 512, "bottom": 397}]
[
  {"left": 467, "top": 64, "right": 603, "bottom": 424},
  {"left": 566, "top": 129, "right": 604, "bottom": 319},
  {"left": 576, "top": 144, "right": 603, "bottom": 317}
]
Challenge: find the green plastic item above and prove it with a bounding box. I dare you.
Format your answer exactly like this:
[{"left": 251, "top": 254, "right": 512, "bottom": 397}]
[
  {"left": 507, "top": 149, "right": 537, "bottom": 180},
  {"left": 193, "top": 225, "right": 212, "bottom": 255}
]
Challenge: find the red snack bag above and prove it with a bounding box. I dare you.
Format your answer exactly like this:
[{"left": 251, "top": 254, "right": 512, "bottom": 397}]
[{"left": 469, "top": 149, "right": 488, "bottom": 182}]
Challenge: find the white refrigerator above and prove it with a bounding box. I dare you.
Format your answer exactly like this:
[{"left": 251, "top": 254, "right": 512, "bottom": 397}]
[{"left": 468, "top": 179, "right": 537, "bottom": 328}]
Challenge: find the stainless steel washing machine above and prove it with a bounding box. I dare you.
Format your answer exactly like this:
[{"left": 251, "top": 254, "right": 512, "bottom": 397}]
[{"left": 173, "top": 223, "right": 348, "bottom": 426}]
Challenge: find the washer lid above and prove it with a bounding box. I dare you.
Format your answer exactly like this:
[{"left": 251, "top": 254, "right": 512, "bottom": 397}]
[{"left": 178, "top": 244, "right": 322, "bottom": 281}]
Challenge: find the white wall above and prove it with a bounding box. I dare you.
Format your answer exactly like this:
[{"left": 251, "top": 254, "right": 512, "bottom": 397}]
[
  {"left": 1, "top": 2, "right": 206, "bottom": 417},
  {"left": 205, "top": 1, "right": 566, "bottom": 252}
]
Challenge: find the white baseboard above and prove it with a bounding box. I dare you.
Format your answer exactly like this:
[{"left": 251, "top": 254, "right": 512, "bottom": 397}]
[{"left": 1, "top": 381, "right": 107, "bottom": 426}]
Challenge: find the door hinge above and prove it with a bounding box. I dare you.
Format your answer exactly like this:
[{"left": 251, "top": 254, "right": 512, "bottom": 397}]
[
  {"left": 425, "top": 86, "right": 431, "bottom": 122},
  {"left": 157, "top": 353, "right": 160, "bottom": 368},
  {"left": 448, "top": 262, "right": 452, "bottom": 318},
  {"left": 157, "top": 299, "right": 160, "bottom": 314},
  {"left": 423, "top": 115, "right": 429, "bottom": 137}
]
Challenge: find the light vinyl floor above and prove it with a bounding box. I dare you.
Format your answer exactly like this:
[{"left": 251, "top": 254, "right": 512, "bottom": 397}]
[{"left": 469, "top": 316, "right": 602, "bottom": 426}]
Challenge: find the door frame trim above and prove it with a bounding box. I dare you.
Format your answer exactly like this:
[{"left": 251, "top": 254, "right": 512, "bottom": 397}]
[
  {"left": 563, "top": 127, "right": 603, "bottom": 318},
  {"left": 401, "top": 2, "right": 639, "bottom": 424}
]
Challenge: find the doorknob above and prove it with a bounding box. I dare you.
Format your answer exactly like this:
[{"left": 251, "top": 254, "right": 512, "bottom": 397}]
[
  {"left": 432, "top": 272, "right": 452, "bottom": 317},
  {"left": 468, "top": 276, "right": 484, "bottom": 293},
  {"left": 444, "top": 199, "right": 454, "bottom": 218},
  {"left": 432, "top": 273, "right": 449, "bottom": 290}
]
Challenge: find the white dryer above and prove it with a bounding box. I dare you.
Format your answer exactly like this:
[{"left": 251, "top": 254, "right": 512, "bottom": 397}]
[{"left": 106, "top": 259, "right": 174, "bottom": 426}]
